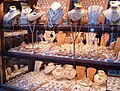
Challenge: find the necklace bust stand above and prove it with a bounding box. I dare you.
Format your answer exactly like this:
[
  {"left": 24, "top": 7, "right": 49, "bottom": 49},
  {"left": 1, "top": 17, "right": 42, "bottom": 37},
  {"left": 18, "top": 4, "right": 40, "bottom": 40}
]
[
  {"left": 56, "top": 31, "right": 66, "bottom": 46},
  {"left": 44, "top": 62, "right": 56, "bottom": 74},
  {"left": 19, "top": 3, "right": 32, "bottom": 25},
  {"left": 4, "top": 6, "right": 20, "bottom": 29},
  {"left": 47, "top": 2, "right": 64, "bottom": 28},
  {"left": 76, "top": 66, "right": 86, "bottom": 80},
  {"left": 4, "top": 6, "right": 20, "bottom": 22},
  {"left": 64, "top": 65, "right": 76, "bottom": 79},
  {"left": 68, "top": 1, "right": 87, "bottom": 24},
  {"left": 103, "top": 1, "right": 120, "bottom": 25},
  {"left": 43, "top": 30, "right": 56, "bottom": 43},
  {"left": 52, "top": 65, "right": 65, "bottom": 79},
  {"left": 94, "top": 70, "right": 107, "bottom": 85},
  {"left": 27, "top": 5, "right": 45, "bottom": 23},
  {"left": 87, "top": 67, "right": 96, "bottom": 82},
  {"left": 100, "top": 33, "right": 110, "bottom": 46}
]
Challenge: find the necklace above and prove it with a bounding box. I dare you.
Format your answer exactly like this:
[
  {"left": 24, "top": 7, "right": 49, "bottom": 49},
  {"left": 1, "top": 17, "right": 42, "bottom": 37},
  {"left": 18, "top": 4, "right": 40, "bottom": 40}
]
[
  {"left": 88, "top": 5, "right": 103, "bottom": 45},
  {"left": 65, "top": 68, "right": 76, "bottom": 79},
  {"left": 44, "top": 25, "right": 56, "bottom": 43},
  {"left": 49, "top": 24, "right": 57, "bottom": 37},
  {"left": 94, "top": 73, "right": 107, "bottom": 85},
  {"left": 88, "top": 5, "right": 103, "bottom": 25},
  {"left": 48, "top": 8, "right": 64, "bottom": 27},
  {"left": 53, "top": 67, "right": 65, "bottom": 79}
]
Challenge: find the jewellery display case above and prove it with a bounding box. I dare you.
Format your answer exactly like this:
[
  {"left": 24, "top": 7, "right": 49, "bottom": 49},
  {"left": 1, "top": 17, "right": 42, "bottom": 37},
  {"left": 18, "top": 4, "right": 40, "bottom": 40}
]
[{"left": 0, "top": 0, "right": 120, "bottom": 91}]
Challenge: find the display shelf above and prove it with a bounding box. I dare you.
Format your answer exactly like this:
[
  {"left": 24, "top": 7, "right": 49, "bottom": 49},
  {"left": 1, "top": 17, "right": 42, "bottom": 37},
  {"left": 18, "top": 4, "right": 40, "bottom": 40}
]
[
  {"left": 3, "top": 24, "right": 120, "bottom": 33},
  {"left": 4, "top": 51, "right": 120, "bottom": 70},
  {"left": 0, "top": 1, "right": 120, "bottom": 91},
  {"left": 4, "top": 52, "right": 74, "bottom": 65}
]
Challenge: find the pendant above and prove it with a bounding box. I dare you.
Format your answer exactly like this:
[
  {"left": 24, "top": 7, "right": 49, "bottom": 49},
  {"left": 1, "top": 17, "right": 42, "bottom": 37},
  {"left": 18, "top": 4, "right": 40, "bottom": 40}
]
[{"left": 50, "top": 33, "right": 53, "bottom": 37}]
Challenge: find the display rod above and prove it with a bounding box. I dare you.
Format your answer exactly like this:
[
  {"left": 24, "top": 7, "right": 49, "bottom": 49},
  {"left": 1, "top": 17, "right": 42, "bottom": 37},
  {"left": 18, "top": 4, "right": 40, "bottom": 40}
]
[
  {"left": 70, "top": 21, "right": 83, "bottom": 67},
  {"left": 28, "top": 22, "right": 36, "bottom": 48}
]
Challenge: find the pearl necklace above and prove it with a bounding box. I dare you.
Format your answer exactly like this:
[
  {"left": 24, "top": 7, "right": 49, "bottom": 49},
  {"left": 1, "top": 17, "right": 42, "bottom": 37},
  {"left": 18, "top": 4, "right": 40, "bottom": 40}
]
[
  {"left": 94, "top": 73, "right": 107, "bottom": 85},
  {"left": 65, "top": 68, "right": 76, "bottom": 79},
  {"left": 52, "top": 66, "right": 65, "bottom": 79}
]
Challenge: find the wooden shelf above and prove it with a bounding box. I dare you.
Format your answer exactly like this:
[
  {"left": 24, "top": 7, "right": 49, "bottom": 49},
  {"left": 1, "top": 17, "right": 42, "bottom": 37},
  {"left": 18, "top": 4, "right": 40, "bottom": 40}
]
[{"left": 4, "top": 51, "right": 120, "bottom": 70}]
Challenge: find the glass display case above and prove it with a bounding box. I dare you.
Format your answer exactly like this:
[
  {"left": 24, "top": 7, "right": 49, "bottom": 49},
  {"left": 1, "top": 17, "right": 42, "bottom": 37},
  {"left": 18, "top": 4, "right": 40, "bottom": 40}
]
[{"left": 0, "top": 0, "right": 120, "bottom": 91}]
